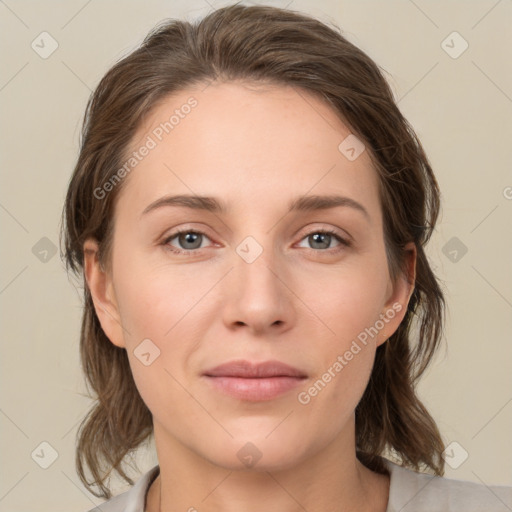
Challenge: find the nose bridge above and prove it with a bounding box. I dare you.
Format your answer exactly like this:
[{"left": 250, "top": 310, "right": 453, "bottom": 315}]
[
  {"left": 233, "top": 235, "right": 282, "bottom": 302},
  {"left": 223, "top": 234, "right": 294, "bottom": 332}
]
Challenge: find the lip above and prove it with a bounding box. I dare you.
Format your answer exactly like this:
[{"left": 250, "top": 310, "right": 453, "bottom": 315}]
[
  {"left": 202, "top": 360, "right": 308, "bottom": 401},
  {"left": 203, "top": 360, "right": 308, "bottom": 378}
]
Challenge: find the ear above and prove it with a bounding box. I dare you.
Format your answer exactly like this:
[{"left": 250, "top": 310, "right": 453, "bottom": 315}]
[
  {"left": 83, "top": 238, "right": 126, "bottom": 349},
  {"left": 376, "top": 241, "right": 416, "bottom": 347}
]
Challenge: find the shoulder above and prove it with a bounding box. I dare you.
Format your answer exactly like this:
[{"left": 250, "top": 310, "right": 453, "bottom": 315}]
[
  {"left": 85, "top": 465, "right": 160, "bottom": 512},
  {"left": 383, "top": 458, "right": 512, "bottom": 512}
]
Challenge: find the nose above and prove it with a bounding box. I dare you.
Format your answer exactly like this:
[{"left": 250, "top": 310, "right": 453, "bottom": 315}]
[{"left": 222, "top": 248, "right": 296, "bottom": 336}]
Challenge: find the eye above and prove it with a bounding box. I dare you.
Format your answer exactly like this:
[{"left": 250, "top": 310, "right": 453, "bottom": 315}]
[
  {"left": 163, "top": 229, "right": 213, "bottom": 255},
  {"left": 162, "top": 228, "right": 351, "bottom": 256},
  {"left": 297, "top": 229, "right": 351, "bottom": 252}
]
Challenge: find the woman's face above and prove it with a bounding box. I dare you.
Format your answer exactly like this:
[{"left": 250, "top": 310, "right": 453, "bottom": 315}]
[{"left": 85, "top": 81, "right": 414, "bottom": 470}]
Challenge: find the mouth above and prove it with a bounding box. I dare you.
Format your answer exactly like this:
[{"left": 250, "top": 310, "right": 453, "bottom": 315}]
[{"left": 202, "top": 359, "right": 308, "bottom": 401}]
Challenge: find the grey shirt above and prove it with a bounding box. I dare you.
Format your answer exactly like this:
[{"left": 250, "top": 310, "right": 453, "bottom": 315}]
[{"left": 87, "top": 458, "right": 512, "bottom": 512}]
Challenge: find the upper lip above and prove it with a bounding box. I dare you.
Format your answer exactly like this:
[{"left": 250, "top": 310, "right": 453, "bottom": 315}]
[{"left": 203, "top": 360, "right": 308, "bottom": 378}]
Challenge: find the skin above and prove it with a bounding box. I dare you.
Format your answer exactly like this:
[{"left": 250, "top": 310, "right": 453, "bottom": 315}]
[{"left": 84, "top": 81, "right": 416, "bottom": 512}]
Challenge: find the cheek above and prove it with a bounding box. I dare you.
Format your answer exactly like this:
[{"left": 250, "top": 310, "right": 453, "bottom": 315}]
[
  {"left": 295, "top": 252, "right": 388, "bottom": 412},
  {"left": 112, "top": 256, "right": 217, "bottom": 396},
  {"left": 296, "top": 299, "right": 378, "bottom": 434},
  {"left": 113, "top": 254, "right": 205, "bottom": 341},
  {"left": 309, "top": 256, "right": 389, "bottom": 346}
]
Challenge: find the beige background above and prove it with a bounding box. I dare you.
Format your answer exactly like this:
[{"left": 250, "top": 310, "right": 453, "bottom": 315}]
[{"left": 1, "top": 0, "right": 511, "bottom": 510}]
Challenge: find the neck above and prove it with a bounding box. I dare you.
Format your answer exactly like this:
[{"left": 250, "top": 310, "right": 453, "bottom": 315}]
[{"left": 146, "top": 420, "right": 390, "bottom": 512}]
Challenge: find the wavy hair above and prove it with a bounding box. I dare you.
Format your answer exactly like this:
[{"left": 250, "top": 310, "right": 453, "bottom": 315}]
[{"left": 60, "top": 3, "right": 446, "bottom": 499}]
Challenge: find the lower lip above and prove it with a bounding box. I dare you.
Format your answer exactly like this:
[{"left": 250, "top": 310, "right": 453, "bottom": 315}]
[{"left": 203, "top": 376, "right": 306, "bottom": 401}]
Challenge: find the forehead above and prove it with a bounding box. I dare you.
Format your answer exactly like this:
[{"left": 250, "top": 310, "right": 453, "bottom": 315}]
[{"left": 117, "top": 81, "right": 381, "bottom": 222}]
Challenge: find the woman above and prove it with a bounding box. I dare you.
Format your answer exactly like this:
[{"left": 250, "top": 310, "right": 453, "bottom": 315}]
[{"left": 60, "top": 4, "right": 512, "bottom": 512}]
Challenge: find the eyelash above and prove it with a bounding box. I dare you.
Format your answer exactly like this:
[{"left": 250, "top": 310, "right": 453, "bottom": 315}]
[{"left": 162, "top": 228, "right": 351, "bottom": 256}]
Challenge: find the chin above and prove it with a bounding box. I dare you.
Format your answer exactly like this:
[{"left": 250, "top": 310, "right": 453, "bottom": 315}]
[{"left": 199, "top": 427, "right": 311, "bottom": 472}]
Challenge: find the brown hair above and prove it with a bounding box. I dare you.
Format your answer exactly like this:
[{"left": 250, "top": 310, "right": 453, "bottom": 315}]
[{"left": 60, "top": 3, "right": 446, "bottom": 499}]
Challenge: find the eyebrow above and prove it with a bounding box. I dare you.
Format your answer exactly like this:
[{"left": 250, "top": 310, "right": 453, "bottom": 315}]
[{"left": 140, "top": 193, "right": 370, "bottom": 221}]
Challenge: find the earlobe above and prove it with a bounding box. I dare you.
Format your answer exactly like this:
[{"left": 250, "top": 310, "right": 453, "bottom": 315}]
[
  {"left": 377, "top": 242, "right": 417, "bottom": 347},
  {"left": 83, "top": 238, "right": 126, "bottom": 349}
]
